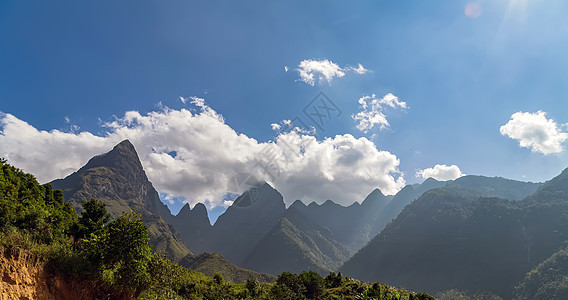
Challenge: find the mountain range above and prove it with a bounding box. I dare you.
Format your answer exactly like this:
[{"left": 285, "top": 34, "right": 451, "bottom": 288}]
[{"left": 49, "top": 139, "right": 568, "bottom": 299}]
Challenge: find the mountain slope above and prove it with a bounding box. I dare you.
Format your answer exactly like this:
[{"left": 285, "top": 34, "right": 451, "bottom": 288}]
[
  {"left": 291, "top": 189, "right": 392, "bottom": 252},
  {"left": 341, "top": 175, "right": 548, "bottom": 298},
  {"left": 341, "top": 187, "right": 526, "bottom": 297},
  {"left": 370, "top": 178, "right": 446, "bottom": 237},
  {"left": 241, "top": 206, "right": 352, "bottom": 275},
  {"left": 179, "top": 253, "right": 275, "bottom": 284},
  {"left": 51, "top": 140, "right": 191, "bottom": 262},
  {"left": 450, "top": 175, "right": 542, "bottom": 201},
  {"left": 204, "top": 182, "right": 286, "bottom": 265},
  {"left": 171, "top": 202, "right": 212, "bottom": 254},
  {"left": 370, "top": 176, "right": 541, "bottom": 238},
  {"left": 514, "top": 244, "right": 568, "bottom": 299}
]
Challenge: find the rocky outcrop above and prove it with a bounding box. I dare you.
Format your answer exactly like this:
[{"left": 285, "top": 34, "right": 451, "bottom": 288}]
[{"left": 0, "top": 245, "right": 121, "bottom": 300}]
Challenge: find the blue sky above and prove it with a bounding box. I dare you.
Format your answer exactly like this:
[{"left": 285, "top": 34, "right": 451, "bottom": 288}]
[{"left": 2, "top": 1, "right": 568, "bottom": 221}]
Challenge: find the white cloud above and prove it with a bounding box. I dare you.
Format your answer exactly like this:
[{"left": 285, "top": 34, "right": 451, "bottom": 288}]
[
  {"left": 189, "top": 96, "right": 205, "bottom": 108},
  {"left": 271, "top": 123, "right": 281, "bottom": 131},
  {"left": 0, "top": 100, "right": 406, "bottom": 208},
  {"left": 297, "top": 59, "right": 344, "bottom": 86},
  {"left": 284, "top": 66, "right": 288, "bottom": 72},
  {"left": 500, "top": 111, "right": 568, "bottom": 155},
  {"left": 179, "top": 96, "right": 187, "bottom": 104},
  {"left": 416, "top": 164, "right": 464, "bottom": 181},
  {"left": 0, "top": 112, "right": 115, "bottom": 181},
  {"left": 348, "top": 64, "right": 369, "bottom": 75},
  {"left": 352, "top": 93, "right": 407, "bottom": 133},
  {"left": 296, "top": 59, "right": 368, "bottom": 86},
  {"left": 271, "top": 132, "right": 405, "bottom": 204}
]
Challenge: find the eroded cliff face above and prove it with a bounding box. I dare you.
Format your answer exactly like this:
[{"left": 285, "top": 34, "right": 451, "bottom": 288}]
[
  {"left": 0, "top": 246, "right": 112, "bottom": 300},
  {"left": 1, "top": 246, "right": 53, "bottom": 300}
]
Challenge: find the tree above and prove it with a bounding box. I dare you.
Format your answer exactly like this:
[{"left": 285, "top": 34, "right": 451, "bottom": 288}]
[
  {"left": 245, "top": 277, "right": 260, "bottom": 297},
  {"left": 325, "top": 272, "right": 344, "bottom": 288},
  {"left": 299, "top": 271, "right": 324, "bottom": 299},
  {"left": 104, "top": 211, "right": 151, "bottom": 295},
  {"left": 81, "top": 211, "right": 151, "bottom": 296},
  {"left": 73, "top": 198, "right": 110, "bottom": 240},
  {"left": 213, "top": 272, "right": 224, "bottom": 285}
]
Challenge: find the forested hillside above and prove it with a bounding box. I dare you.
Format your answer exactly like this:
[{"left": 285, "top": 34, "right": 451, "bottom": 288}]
[{"left": 341, "top": 170, "right": 565, "bottom": 299}]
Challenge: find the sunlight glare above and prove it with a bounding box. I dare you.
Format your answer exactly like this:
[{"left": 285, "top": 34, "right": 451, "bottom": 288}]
[{"left": 465, "top": 2, "right": 482, "bottom": 19}]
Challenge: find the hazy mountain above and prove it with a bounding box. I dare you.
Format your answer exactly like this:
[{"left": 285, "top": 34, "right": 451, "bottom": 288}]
[
  {"left": 449, "top": 175, "right": 542, "bottom": 200},
  {"left": 204, "top": 182, "right": 286, "bottom": 265},
  {"left": 370, "top": 178, "right": 446, "bottom": 237},
  {"left": 51, "top": 140, "right": 191, "bottom": 261},
  {"left": 171, "top": 202, "right": 212, "bottom": 254},
  {"left": 241, "top": 206, "right": 353, "bottom": 275},
  {"left": 524, "top": 166, "right": 568, "bottom": 203},
  {"left": 290, "top": 189, "right": 392, "bottom": 252},
  {"left": 370, "top": 176, "right": 542, "bottom": 238},
  {"left": 340, "top": 175, "right": 550, "bottom": 299}
]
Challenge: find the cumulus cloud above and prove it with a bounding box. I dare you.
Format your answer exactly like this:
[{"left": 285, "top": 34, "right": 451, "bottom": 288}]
[
  {"left": 352, "top": 93, "right": 407, "bottom": 133},
  {"left": 296, "top": 59, "right": 368, "bottom": 86},
  {"left": 416, "top": 164, "right": 464, "bottom": 181},
  {"left": 500, "top": 111, "right": 568, "bottom": 155},
  {"left": 0, "top": 99, "right": 406, "bottom": 208},
  {"left": 270, "top": 132, "right": 405, "bottom": 204}
]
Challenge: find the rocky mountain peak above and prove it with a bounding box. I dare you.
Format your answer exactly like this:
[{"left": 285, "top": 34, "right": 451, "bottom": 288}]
[
  {"left": 192, "top": 203, "right": 209, "bottom": 218},
  {"left": 82, "top": 140, "right": 142, "bottom": 176},
  {"left": 177, "top": 203, "right": 211, "bottom": 226},
  {"left": 361, "top": 188, "right": 387, "bottom": 208},
  {"left": 50, "top": 140, "right": 190, "bottom": 261}
]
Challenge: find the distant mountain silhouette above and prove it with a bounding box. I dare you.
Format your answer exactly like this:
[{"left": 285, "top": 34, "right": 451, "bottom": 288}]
[
  {"left": 241, "top": 205, "right": 352, "bottom": 275},
  {"left": 171, "top": 202, "right": 212, "bottom": 254},
  {"left": 290, "top": 189, "right": 392, "bottom": 252},
  {"left": 203, "top": 182, "right": 286, "bottom": 265}
]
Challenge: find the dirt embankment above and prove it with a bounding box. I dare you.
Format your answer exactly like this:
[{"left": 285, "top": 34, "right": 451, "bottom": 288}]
[{"left": 0, "top": 245, "right": 98, "bottom": 300}]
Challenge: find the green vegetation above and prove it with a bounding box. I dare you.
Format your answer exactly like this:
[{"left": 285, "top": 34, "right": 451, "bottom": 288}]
[
  {"left": 514, "top": 244, "right": 568, "bottom": 299},
  {"left": 0, "top": 158, "right": 77, "bottom": 245},
  {"left": 0, "top": 158, "right": 432, "bottom": 299},
  {"left": 179, "top": 252, "right": 275, "bottom": 284}
]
